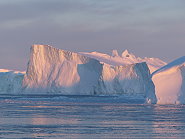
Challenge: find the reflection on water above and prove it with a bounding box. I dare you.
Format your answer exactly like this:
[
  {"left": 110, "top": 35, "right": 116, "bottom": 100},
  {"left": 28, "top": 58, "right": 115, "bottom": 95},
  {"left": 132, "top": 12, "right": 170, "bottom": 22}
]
[
  {"left": 0, "top": 95, "right": 185, "bottom": 138},
  {"left": 152, "top": 105, "right": 185, "bottom": 138}
]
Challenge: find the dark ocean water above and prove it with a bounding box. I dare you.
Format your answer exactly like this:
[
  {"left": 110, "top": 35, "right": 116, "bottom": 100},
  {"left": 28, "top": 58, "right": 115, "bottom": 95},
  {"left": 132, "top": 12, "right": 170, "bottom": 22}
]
[{"left": 0, "top": 95, "right": 185, "bottom": 139}]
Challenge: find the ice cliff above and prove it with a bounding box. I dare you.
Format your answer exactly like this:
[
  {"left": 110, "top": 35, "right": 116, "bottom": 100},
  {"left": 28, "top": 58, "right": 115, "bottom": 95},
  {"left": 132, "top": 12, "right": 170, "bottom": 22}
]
[
  {"left": 20, "top": 45, "right": 156, "bottom": 103},
  {"left": 22, "top": 45, "right": 102, "bottom": 95},
  {"left": 152, "top": 56, "right": 185, "bottom": 104},
  {"left": 97, "top": 63, "right": 156, "bottom": 103}
]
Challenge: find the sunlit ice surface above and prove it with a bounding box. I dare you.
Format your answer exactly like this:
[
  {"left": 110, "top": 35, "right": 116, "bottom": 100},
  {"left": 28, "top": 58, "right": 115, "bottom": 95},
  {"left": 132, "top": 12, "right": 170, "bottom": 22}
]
[{"left": 0, "top": 94, "right": 185, "bottom": 138}]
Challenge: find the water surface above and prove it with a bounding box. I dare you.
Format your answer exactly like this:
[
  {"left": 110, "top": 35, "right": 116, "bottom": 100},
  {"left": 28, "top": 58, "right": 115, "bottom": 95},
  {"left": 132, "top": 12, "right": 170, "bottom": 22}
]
[{"left": 0, "top": 95, "right": 185, "bottom": 138}]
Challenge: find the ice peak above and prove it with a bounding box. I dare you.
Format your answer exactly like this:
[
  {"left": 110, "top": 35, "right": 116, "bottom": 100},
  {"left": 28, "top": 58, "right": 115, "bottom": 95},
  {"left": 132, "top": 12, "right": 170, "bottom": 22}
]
[
  {"left": 122, "top": 49, "right": 130, "bottom": 57},
  {"left": 112, "top": 50, "right": 119, "bottom": 57}
]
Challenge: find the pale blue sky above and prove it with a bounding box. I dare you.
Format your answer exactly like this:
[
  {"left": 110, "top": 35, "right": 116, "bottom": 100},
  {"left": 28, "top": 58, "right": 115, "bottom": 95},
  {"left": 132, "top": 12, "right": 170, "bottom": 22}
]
[{"left": 0, "top": 0, "right": 185, "bottom": 70}]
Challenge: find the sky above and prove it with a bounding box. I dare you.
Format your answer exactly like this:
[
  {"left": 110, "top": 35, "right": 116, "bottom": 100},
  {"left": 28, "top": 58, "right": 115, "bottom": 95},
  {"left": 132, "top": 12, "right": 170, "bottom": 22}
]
[{"left": 0, "top": 0, "right": 184, "bottom": 70}]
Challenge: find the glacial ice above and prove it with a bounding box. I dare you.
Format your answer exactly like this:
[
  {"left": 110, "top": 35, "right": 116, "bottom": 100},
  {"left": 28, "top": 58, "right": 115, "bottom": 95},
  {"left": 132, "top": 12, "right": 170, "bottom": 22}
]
[
  {"left": 80, "top": 50, "right": 166, "bottom": 73},
  {"left": 97, "top": 62, "right": 156, "bottom": 103},
  {"left": 4, "top": 45, "right": 181, "bottom": 104},
  {"left": 0, "top": 70, "right": 24, "bottom": 94},
  {"left": 22, "top": 45, "right": 102, "bottom": 95},
  {"left": 152, "top": 56, "right": 185, "bottom": 104},
  {"left": 1, "top": 44, "right": 185, "bottom": 105},
  {"left": 20, "top": 45, "right": 156, "bottom": 103}
]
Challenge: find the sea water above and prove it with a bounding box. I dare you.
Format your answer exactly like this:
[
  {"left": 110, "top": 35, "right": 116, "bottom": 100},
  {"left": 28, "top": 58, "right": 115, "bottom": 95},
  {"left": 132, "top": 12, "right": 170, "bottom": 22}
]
[{"left": 0, "top": 95, "right": 185, "bottom": 139}]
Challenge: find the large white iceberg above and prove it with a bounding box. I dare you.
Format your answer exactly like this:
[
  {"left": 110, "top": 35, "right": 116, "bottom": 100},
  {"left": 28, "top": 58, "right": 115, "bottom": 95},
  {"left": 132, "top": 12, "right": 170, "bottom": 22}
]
[
  {"left": 152, "top": 56, "right": 185, "bottom": 104},
  {"left": 2, "top": 44, "right": 185, "bottom": 105},
  {"left": 21, "top": 45, "right": 156, "bottom": 103}
]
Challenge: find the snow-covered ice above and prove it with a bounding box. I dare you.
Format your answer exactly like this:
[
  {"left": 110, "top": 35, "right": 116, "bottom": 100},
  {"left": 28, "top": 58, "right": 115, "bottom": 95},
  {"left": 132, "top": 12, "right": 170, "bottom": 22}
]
[{"left": 80, "top": 49, "right": 166, "bottom": 73}]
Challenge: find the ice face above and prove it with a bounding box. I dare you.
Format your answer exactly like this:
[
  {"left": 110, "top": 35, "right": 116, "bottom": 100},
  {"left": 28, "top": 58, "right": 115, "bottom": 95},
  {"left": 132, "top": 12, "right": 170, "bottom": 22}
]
[
  {"left": 22, "top": 45, "right": 103, "bottom": 95},
  {"left": 96, "top": 62, "right": 156, "bottom": 104},
  {"left": 152, "top": 56, "right": 185, "bottom": 104}
]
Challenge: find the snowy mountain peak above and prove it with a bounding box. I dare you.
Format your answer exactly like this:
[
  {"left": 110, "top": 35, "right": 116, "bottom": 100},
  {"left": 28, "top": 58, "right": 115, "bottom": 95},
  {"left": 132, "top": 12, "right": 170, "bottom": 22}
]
[{"left": 112, "top": 50, "right": 119, "bottom": 57}]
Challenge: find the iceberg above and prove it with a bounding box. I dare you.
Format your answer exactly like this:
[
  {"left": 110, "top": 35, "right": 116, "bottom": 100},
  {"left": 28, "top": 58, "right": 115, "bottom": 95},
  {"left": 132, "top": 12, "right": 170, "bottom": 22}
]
[
  {"left": 21, "top": 45, "right": 156, "bottom": 103},
  {"left": 0, "top": 45, "right": 157, "bottom": 103},
  {"left": 2, "top": 44, "right": 185, "bottom": 105},
  {"left": 0, "top": 69, "right": 24, "bottom": 94},
  {"left": 152, "top": 56, "right": 185, "bottom": 104}
]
